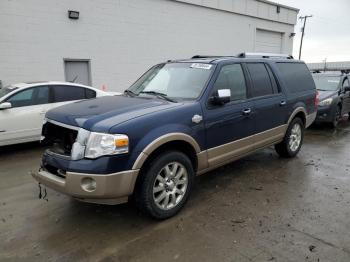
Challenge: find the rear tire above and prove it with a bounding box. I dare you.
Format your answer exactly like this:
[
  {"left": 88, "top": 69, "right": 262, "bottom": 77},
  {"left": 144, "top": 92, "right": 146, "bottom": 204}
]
[
  {"left": 135, "top": 151, "right": 194, "bottom": 219},
  {"left": 275, "top": 117, "right": 304, "bottom": 158}
]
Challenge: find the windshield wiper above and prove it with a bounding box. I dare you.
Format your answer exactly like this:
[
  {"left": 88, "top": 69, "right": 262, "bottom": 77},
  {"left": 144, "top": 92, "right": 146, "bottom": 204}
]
[
  {"left": 139, "top": 91, "right": 176, "bottom": 102},
  {"left": 124, "top": 89, "right": 137, "bottom": 97}
]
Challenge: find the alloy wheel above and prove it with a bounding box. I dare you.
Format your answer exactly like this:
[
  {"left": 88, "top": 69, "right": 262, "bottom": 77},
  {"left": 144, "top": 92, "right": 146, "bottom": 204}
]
[
  {"left": 152, "top": 162, "right": 188, "bottom": 210},
  {"left": 289, "top": 123, "right": 302, "bottom": 152}
]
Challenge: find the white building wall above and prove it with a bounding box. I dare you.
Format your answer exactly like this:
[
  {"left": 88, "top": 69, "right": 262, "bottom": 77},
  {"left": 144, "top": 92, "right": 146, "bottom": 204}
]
[{"left": 0, "top": 0, "right": 298, "bottom": 92}]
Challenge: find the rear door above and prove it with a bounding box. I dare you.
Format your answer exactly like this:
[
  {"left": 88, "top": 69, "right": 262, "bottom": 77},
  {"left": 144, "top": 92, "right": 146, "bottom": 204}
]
[
  {"left": 245, "top": 63, "right": 287, "bottom": 137},
  {"left": 0, "top": 86, "right": 49, "bottom": 144}
]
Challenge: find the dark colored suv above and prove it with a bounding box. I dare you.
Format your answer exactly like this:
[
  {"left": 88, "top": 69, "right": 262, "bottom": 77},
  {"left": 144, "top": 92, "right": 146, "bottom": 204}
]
[
  {"left": 312, "top": 72, "right": 350, "bottom": 127},
  {"left": 32, "top": 53, "right": 317, "bottom": 219}
]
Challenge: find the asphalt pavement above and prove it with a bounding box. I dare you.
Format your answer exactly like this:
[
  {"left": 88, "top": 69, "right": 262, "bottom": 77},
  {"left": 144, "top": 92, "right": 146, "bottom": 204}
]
[{"left": 1, "top": 120, "right": 350, "bottom": 262}]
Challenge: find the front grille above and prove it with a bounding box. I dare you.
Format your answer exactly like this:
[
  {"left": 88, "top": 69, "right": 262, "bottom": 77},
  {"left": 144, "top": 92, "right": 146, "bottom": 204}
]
[{"left": 42, "top": 121, "right": 78, "bottom": 157}]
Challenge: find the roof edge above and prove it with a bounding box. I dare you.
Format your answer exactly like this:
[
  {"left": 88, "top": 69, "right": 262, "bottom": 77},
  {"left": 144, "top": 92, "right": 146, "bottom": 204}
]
[
  {"left": 257, "top": 0, "right": 299, "bottom": 12},
  {"left": 170, "top": 0, "right": 298, "bottom": 26}
]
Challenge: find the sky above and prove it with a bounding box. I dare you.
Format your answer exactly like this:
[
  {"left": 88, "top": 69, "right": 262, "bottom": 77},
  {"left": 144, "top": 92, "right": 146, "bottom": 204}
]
[{"left": 275, "top": 0, "right": 350, "bottom": 63}]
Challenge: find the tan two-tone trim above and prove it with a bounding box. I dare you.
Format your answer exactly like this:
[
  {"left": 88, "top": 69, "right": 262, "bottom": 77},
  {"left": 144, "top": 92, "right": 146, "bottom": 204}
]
[
  {"left": 306, "top": 111, "right": 317, "bottom": 127},
  {"left": 196, "top": 124, "right": 286, "bottom": 174},
  {"left": 132, "top": 107, "right": 312, "bottom": 177},
  {"left": 287, "top": 107, "right": 316, "bottom": 128},
  {"left": 31, "top": 169, "right": 139, "bottom": 205},
  {"left": 132, "top": 133, "right": 202, "bottom": 170}
]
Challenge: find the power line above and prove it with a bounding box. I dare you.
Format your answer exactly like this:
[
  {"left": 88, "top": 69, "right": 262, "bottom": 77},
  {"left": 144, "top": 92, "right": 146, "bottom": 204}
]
[{"left": 298, "top": 15, "right": 313, "bottom": 60}]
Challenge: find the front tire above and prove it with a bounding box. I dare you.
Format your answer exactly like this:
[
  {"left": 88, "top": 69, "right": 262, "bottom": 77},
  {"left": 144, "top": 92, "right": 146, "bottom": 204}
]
[
  {"left": 135, "top": 151, "right": 194, "bottom": 219},
  {"left": 275, "top": 117, "right": 304, "bottom": 158}
]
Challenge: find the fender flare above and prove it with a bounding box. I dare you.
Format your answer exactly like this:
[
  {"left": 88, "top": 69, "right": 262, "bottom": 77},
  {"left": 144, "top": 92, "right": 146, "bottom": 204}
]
[
  {"left": 132, "top": 133, "right": 201, "bottom": 170},
  {"left": 287, "top": 107, "right": 307, "bottom": 127}
]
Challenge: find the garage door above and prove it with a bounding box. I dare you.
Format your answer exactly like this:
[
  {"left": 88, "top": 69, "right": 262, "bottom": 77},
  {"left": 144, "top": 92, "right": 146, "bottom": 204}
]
[{"left": 255, "top": 29, "right": 283, "bottom": 53}]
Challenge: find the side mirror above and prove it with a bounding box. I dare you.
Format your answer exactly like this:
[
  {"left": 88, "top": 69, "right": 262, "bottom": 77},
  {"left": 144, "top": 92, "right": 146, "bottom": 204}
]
[
  {"left": 0, "top": 102, "right": 12, "bottom": 110},
  {"left": 211, "top": 89, "right": 231, "bottom": 105},
  {"left": 344, "top": 86, "right": 350, "bottom": 93}
]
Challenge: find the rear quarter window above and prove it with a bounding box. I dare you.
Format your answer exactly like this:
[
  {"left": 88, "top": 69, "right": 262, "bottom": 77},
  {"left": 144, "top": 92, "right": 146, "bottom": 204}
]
[
  {"left": 276, "top": 63, "right": 316, "bottom": 93},
  {"left": 85, "top": 88, "right": 96, "bottom": 99},
  {"left": 52, "top": 85, "right": 86, "bottom": 102}
]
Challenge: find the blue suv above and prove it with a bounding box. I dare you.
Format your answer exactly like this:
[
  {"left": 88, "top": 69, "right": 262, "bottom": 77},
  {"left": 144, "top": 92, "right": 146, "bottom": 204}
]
[{"left": 32, "top": 53, "right": 317, "bottom": 219}]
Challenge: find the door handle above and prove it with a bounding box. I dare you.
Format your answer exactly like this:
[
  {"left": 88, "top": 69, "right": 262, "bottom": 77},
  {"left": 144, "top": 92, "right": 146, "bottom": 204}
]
[
  {"left": 280, "top": 101, "right": 287, "bottom": 106},
  {"left": 242, "top": 108, "right": 251, "bottom": 115}
]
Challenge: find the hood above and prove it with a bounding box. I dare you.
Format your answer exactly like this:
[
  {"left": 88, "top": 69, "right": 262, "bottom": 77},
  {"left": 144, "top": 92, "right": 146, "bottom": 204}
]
[
  {"left": 318, "top": 90, "right": 338, "bottom": 101},
  {"left": 46, "top": 95, "right": 181, "bottom": 132}
]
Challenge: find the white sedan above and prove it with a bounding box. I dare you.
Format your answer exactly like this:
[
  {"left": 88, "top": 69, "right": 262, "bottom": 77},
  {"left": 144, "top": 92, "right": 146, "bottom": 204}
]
[{"left": 0, "top": 81, "right": 115, "bottom": 146}]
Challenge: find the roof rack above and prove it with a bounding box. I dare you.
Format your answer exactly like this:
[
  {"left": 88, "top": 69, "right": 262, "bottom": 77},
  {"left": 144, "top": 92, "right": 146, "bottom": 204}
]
[
  {"left": 237, "top": 52, "right": 294, "bottom": 59},
  {"left": 191, "top": 55, "right": 234, "bottom": 59}
]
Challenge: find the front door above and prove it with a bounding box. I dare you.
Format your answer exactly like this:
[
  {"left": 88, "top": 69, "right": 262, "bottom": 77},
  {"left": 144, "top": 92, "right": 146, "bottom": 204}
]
[{"left": 203, "top": 63, "right": 255, "bottom": 167}]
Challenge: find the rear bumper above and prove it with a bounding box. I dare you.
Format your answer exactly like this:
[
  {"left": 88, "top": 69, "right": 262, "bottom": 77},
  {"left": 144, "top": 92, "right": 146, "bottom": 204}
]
[
  {"left": 31, "top": 168, "right": 139, "bottom": 205},
  {"left": 315, "top": 106, "right": 335, "bottom": 123}
]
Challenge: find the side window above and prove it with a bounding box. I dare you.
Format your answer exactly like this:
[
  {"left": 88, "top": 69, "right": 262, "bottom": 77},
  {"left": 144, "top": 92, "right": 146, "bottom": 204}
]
[
  {"left": 52, "top": 85, "right": 86, "bottom": 102},
  {"left": 33, "top": 86, "right": 49, "bottom": 105},
  {"left": 246, "top": 63, "right": 274, "bottom": 97},
  {"left": 275, "top": 62, "right": 316, "bottom": 93},
  {"left": 343, "top": 78, "right": 350, "bottom": 88},
  {"left": 85, "top": 89, "right": 96, "bottom": 99},
  {"left": 212, "top": 64, "right": 247, "bottom": 102},
  {"left": 7, "top": 88, "right": 35, "bottom": 108}
]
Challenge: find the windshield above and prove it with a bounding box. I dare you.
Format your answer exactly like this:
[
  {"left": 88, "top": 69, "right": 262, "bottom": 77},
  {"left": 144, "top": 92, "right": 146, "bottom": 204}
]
[
  {"left": 128, "top": 63, "right": 214, "bottom": 100},
  {"left": 0, "top": 86, "right": 17, "bottom": 99},
  {"left": 312, "top": 75, "right": 340, "bottom": 91}
]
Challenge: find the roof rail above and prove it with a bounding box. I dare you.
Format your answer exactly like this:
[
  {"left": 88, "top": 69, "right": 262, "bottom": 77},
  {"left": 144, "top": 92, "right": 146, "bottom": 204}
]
[
  {"left": 191, "top": 55, "right": 233, "bottom": 59},
  {"left": 237, "top": 52, "right": 293, "bottom": 59}
]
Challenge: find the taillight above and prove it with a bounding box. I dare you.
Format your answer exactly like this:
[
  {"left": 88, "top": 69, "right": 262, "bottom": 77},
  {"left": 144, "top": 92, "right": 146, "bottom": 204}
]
[{"left": 314, "top": 90, "right": 319, "bottom": 107}]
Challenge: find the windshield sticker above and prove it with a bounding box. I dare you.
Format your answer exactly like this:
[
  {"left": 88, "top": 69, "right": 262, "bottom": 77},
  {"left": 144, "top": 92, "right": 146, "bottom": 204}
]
[{"left": 190, "top": 63, "right": 212, "bottom": 70}]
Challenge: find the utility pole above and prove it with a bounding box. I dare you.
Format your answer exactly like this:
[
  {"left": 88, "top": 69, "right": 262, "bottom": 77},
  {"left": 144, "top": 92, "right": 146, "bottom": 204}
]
[{"left": 298, "top": 15, "right": 313, "bottom": 60}]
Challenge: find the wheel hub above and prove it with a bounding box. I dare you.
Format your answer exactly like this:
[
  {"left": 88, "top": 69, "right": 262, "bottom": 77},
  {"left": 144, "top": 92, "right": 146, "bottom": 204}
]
[{"left": 165, "top": 180, "right": 175, "bottom": 191}]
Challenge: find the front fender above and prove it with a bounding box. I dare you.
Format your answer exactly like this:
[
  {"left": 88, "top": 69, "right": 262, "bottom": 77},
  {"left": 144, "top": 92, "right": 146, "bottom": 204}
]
[{"left": 129, "top": 124, "right": 201, "bottom": 170}]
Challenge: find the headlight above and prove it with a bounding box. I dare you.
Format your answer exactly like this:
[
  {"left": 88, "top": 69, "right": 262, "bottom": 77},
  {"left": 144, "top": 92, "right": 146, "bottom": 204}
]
[
  {"left": 318, "top": 97, "right": 333, "bottom": 106},
  {"left": 85, "top": 133, "right": 129, "bottom": 159}
]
